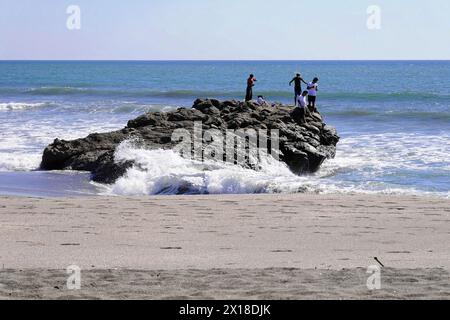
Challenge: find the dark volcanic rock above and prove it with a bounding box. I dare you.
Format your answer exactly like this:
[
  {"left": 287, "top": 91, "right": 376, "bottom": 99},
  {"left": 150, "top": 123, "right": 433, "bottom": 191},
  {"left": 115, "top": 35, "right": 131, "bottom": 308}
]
[{"left": 40, "top": 99, "right": 340, "bottom": 183}]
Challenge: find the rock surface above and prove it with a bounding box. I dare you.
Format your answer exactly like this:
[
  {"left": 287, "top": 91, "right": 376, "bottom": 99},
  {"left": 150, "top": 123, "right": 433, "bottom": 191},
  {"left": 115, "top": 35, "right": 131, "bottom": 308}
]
[{"left": 41, "top": 99, "right": 340, "bottom": 184}]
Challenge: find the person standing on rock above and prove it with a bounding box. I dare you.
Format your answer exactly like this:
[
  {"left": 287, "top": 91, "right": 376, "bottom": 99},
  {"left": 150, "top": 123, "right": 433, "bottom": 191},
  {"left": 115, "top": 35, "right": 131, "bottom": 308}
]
[
  {"left": 289, "top": 73, "right": 308, "bottom": 106},
  {"left": 307, "top": 77, "right": 319, "bottom": 111},
  {"left": 245, "top": 74, "right": 257, "bottom": 102}
]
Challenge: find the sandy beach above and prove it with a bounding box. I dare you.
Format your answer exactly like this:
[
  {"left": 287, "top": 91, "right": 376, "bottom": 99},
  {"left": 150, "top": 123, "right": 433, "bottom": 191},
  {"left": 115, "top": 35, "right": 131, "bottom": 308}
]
[{"left": 0, "top": 193, "right": 449, "bottom": 299}]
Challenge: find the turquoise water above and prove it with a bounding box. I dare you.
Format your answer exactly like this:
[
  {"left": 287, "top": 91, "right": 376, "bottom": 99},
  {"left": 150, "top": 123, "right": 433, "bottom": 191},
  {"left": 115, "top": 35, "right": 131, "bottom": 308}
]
[{"left": 0, "top": 61, "right": 449, "bottom": 197}]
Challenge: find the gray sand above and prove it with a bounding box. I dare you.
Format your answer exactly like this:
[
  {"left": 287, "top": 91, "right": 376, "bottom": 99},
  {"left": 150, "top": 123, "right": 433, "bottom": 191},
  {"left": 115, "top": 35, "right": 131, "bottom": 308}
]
[
  {"left": 0, "top": 194, "right": 449, "bottom": 299},
  {"left": 1, "top": 268, "right": 449, "bottom": 300}
]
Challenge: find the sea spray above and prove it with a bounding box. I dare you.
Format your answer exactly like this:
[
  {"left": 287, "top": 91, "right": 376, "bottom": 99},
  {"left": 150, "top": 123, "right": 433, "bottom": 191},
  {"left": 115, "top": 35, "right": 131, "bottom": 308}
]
[{"left": 102, "top": 140, "right": 303, "bottom": 195}]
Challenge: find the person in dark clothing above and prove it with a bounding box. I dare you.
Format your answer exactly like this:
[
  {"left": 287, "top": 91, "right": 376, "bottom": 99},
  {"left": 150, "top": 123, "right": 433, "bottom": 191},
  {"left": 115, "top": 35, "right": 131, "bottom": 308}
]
[
  {"left": 289, "top": 73, "right": 308, "bottom": 106},
  {"left": 245, "top": 74, "right": 257, "bottom": 102}
]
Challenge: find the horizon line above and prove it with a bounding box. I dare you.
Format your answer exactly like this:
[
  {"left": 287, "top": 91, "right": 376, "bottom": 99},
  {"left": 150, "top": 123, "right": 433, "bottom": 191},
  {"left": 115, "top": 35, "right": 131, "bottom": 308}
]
[{"left": 1, "top": 59, "right": 449, "bottom": 62}]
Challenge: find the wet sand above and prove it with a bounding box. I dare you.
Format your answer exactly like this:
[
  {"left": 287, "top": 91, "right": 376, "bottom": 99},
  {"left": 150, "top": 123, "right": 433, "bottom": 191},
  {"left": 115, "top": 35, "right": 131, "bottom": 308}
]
[{"left": 0, "top": 194, "right": 449, "bottom": 299}]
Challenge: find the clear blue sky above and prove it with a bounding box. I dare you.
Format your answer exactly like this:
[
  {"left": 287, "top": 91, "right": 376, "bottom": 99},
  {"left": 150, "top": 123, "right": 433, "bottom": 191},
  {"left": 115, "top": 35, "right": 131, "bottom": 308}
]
[{"left": 1, "top": 0, "right": 449, "bottom": 60}]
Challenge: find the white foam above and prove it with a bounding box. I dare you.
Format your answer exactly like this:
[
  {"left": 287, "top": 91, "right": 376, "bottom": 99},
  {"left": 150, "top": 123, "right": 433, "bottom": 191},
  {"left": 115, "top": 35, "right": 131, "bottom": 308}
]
[
  {"left": 318, "top": 133, "right": 450, "bottom": 174},
  {"left": 0, "top": 110, "right": 130, "bottom": 172},
  {"left": 0, "top": 102, "right": 48, "bottom": 111},
  {"left": 0, "top": 152, "right": 41, "bottom": 171},
  {"left": 101, "top": 140, "right": 303, "bottom": 196}
]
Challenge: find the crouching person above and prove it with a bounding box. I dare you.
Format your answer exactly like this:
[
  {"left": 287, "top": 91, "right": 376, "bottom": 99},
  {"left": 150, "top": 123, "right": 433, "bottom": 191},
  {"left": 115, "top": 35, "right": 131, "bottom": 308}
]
[
  {"left": 297, "top": 90, "right": 309, "bottom": 122},
  {"left": 292, "top": 90, "right": 309, "bottom": 124}
]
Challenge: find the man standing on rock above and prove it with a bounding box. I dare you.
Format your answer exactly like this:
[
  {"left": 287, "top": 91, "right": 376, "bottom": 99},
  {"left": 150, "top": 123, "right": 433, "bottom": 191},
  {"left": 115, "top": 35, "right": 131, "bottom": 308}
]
[
  {"left": 289, "top": 73, "right": 308, "bottom": 106},
  {"left": 245, "top": 74, "right": 257, "bottom": 102}
]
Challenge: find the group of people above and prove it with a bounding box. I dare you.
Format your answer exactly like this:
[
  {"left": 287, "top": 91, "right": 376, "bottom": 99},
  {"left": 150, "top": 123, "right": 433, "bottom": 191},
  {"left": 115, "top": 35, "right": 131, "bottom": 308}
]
[
  {"left": 245, "top": 73, "right": 319, "bottom": 112},
  {"left": 289, "top": 73, "right": 319, "bottom": 110}
]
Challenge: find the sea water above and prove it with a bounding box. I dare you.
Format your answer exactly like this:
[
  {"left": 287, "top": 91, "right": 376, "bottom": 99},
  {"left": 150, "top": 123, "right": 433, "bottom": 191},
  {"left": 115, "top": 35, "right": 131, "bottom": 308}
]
[{"left": 0, "top": 60, "right": 449, "bottom": 197}]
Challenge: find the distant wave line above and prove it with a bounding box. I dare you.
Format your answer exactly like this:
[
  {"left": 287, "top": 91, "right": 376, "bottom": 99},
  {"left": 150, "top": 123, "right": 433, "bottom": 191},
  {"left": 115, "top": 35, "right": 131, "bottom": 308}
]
[{"left": 0, "top": 87, "right": 449, "bottom": 102}]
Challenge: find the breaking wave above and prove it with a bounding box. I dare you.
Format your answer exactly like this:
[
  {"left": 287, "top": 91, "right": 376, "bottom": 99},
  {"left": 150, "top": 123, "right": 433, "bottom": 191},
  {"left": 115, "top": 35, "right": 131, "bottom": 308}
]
[
  {"left": 97, "top": 138, "right": 450, "bottom": 198},
  {"left": 0, "top": 152, "right": 42, "bottom": 172}
]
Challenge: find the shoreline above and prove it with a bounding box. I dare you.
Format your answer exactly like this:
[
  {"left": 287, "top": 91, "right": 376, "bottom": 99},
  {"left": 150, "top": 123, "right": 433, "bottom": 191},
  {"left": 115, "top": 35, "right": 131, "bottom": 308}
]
[
  {"left": 1, "top": 190, "right": 449, "bottom": 200},
  {"left": 0, "top": 170, "right": 448, "bottom": 199}
]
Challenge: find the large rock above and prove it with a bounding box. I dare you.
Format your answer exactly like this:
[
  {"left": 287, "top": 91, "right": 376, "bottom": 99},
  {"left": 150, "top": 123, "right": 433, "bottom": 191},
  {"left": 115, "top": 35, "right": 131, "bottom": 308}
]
[{"left": 40, "top": 99, "right": 340, "bottom": 183}]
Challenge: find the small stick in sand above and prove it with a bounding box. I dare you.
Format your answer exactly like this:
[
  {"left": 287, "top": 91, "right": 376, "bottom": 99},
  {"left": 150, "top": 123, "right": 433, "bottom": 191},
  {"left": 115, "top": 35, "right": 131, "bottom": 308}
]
[{"left": 374, "top": 257, "right": 385, "bottom": 268}]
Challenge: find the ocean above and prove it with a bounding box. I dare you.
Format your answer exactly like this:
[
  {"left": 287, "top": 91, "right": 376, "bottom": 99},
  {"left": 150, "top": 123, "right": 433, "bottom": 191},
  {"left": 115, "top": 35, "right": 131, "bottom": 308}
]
[{"left": 0, "top": 60, "right": 449, "bottom": 197}]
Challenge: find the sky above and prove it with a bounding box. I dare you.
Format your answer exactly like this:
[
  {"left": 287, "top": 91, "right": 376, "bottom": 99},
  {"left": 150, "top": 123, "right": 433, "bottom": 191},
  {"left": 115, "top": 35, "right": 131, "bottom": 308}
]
[{"left": 0, "top": 0, "right": 449, "bottom": 60}]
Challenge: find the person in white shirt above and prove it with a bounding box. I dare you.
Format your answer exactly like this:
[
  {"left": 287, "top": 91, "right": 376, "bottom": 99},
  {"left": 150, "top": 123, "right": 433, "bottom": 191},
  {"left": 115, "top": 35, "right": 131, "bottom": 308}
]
[
  {"left": 307, "top": 77, "right": 319, "bottom": 110},
  {"left": 297, "top": 91, "right": 308, "bottom": 109},
  {"left": 257, "top": 95, "right": 267, "bottom": 106},
  {"left": 295, "top": 90, "right": 309, "bottom": 123}
]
